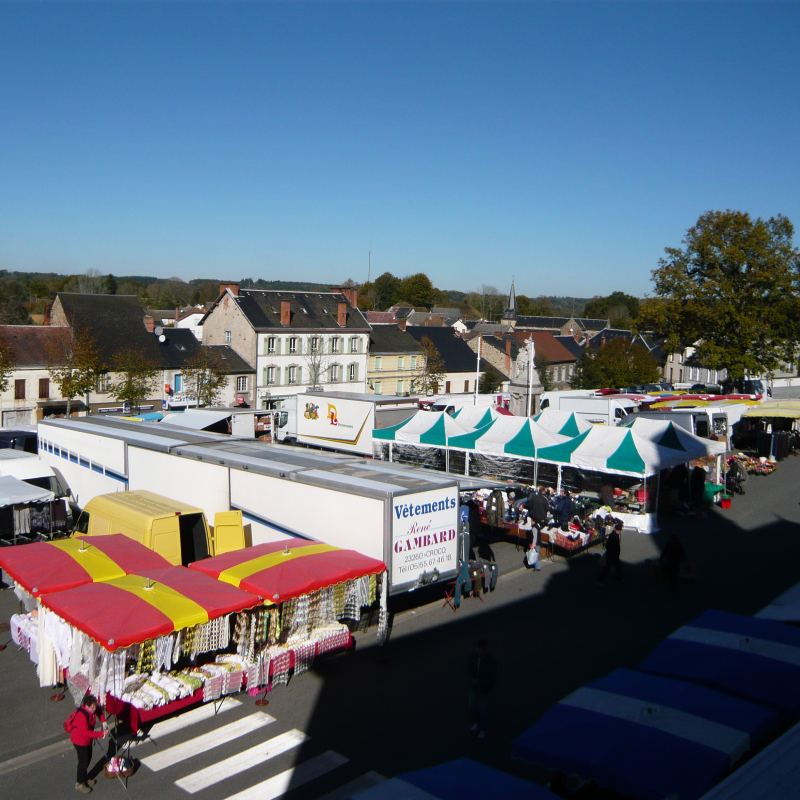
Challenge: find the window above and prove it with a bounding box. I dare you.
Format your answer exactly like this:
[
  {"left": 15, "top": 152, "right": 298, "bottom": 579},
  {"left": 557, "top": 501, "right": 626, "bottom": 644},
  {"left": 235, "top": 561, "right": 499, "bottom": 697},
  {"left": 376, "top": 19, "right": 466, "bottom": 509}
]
[
  {"left": 267, "top": 337, "right": 276, "bottom": 354},
  {"left": 331, "top": 337, "right": 341, "bottom": 354},
  {"left": 464, "top": 380, "right": 469, "bottom": 392},
  {"left": 411, "top": 356, "right": 417, "bottom": 370},
  {"left": 289, "top": 337, "right": 298, "bottom": 354},
  {"left": 398, "top": 356, "right": 404, "bottom": 371},
  {"left": 288, "top": 366, "right": 298, "bottom": 384},
  {"left": 14, "top": 380, "right": 25, "bottom": 400},
  {"left": 236, "top": 376, "right": 248, "bottom": 392},
  {"left": 375, "top": 357, "right": 382, "bottom": 371},
  {"left": 350, "top": 338, "right": 358, "bottom": 353},
  {"left": 310, "top": 337, "right": 320, "bottom": 354},
  {"left": 374, "top": 381, "right": 382, "bottom": 395},
  {"left": 330, "top": 364, "right": 340, "bottom": 383},
  {"left": 349, "top": 363, "right": 358, "bottom": 382},
  {"left": 96, "top": 373, "right": 111, "bottom": 393},
  {"left": 225, "top": 330, "right": 232, "bottom": 343},
  {"left": 266, "top": 367, "right": 276, "bottom": 385},
  {"left": 397, "top": 380, "right": 403, "bottom": 394},
  {"left": 39, "top": 378, "right": 50, "bottom": 400},
  {"left": 174, "top": 374, "right": 184, "bottom": 393}
]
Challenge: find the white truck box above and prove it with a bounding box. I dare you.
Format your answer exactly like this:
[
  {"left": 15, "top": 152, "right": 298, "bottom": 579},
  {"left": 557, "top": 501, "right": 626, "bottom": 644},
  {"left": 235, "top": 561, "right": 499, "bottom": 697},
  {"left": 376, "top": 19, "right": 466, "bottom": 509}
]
[{"left": 553, "top": 396, "right": 640, "bottom": 426}]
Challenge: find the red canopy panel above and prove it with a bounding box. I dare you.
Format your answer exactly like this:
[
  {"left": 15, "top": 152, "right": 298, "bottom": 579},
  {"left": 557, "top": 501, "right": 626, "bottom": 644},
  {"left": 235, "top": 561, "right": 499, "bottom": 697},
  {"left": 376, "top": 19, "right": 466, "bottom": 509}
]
[
  {"left": 189, "top": 540, "right": 386, "bottom": 602},
  {"left": 0, "top": 534, "right": 171, "bottom": 597},
  {"left": 40, "top": 582, "right": 174, "bottom": 651}
]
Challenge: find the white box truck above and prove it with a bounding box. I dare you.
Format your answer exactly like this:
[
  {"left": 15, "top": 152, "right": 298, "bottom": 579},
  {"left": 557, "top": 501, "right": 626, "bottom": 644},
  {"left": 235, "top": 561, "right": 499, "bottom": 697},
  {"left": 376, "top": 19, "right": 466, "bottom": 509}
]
[
  {"left": 543, "top": 395, "right": 640, "bottom": 426},
  {"left": 37, "top": 416, "right": 464, "bottom": 594},
  {"left": 620, "top": 404, "right": 748, "bottom": 440},
  {"left": 273, "top": 392, "right": 418, "bottom": 456}
]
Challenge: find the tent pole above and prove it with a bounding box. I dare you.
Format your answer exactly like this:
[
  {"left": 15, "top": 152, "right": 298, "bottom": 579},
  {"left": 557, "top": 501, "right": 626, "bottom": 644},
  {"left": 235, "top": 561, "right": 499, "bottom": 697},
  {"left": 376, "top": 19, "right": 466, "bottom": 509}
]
[
  {"left": 534, "top": 454, "right": 539, "bottom": 487},
  {"left": 445, "top": 436, "right": 450, "bottom": 473},
  {"left": 389, "top": 442, "right": 393, "bottom": 463},
  {"left": 465, "top": 450, "right": 470, "bottom": 477},
  {"left": 556, "top": 464, "right": 562, "bottom": 492}
]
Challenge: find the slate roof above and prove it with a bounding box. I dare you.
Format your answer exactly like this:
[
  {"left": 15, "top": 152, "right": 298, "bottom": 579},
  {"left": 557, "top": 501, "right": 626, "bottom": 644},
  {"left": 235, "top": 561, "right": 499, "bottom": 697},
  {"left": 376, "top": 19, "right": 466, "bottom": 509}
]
[
  {"left": 204, "top": 345, "right": 256, "bottom": 374},
  {"left": 586, "top": 329, "right": 665, "bottom": 362},
  {"left": 554, "top": 335, "right": 586, "bottom": 359},
  {"left": 405, "top": 326, "right": 486, "bottom": 373},
  {"left": 515, "top": 315, "right": 608, "bottom": 332},
  {"left": 216, "top": 289, "right": 370, "bottom": 332},
  {"left": 430, "top": 307, "right": 461, "bottom": 318},
  {"left": 368, "top": 324, "right": 421, "bottom": 355},
  {"left": 0, "top": 326, "right": 70, "bottom": 367},
  {"left": 485, "top": 331, "right": 578, "bottom": 364}
]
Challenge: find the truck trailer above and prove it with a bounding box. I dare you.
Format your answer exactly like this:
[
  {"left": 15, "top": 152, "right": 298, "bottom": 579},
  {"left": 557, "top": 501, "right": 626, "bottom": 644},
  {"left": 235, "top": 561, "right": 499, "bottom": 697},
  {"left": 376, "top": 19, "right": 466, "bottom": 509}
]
[{"left": 37, "top": 416, "right": 471, "bottom": 594}]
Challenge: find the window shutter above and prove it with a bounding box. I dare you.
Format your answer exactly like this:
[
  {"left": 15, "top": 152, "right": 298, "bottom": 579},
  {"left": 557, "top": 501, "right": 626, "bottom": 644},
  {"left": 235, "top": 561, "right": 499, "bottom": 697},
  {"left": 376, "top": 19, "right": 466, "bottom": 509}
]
[{"left": 262, "top": 368, "right": 269, "bottom": 386}]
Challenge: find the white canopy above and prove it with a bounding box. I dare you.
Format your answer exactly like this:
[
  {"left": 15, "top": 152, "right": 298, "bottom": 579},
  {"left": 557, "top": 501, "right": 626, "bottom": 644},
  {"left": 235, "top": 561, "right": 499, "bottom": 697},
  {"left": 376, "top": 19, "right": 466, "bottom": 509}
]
[
  {"left": 160, "top": 409, "right": 231, "bottom": 431},
  {"left": 620, "top": 416, "right": 727, "bottom": 458},
  {"left": 0, "top": 475, "right": 54, "bottom": 509}
]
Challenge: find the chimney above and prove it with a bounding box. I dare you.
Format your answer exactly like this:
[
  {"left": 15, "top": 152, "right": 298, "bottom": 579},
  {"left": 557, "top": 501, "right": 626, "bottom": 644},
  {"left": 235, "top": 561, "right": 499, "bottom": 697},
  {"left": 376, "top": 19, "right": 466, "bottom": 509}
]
[
  {"left": 219, "top": 283, "right": 239, "bottom": 297},
  {"left": 144, "top": 315, "right": 155, "bottom": 333},
  {"left": 600, "top": 333, "right": 606, "bottom": 347},
  {"left": 281, "top": 300, "right": 291, "bottom": 327},
  {"left": 175, "top": 307, "right": 180, "bottom": 325},
  {"left": 398, "top": 318, "right": 406, "bottom": 331},
  {"left": 337, "top": 301, "right": 347, "bottom": 327},
  {"left": 43, "top": 303, "right": 52, "bottom": 326},
  {"left": 330, "top": 286, "right": 358, "bottom": 309}
]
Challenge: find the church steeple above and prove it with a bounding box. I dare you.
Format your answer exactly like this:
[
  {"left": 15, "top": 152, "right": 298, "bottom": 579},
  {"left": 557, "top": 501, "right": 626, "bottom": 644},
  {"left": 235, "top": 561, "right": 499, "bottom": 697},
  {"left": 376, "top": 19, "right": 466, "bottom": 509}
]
[{"left": 502, "top": 279, "right": 517, "bottom": 321}]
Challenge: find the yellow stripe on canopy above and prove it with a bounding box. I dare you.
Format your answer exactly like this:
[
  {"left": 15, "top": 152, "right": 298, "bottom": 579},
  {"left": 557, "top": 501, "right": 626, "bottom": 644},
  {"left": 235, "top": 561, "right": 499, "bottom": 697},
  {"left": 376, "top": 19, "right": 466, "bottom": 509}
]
[
  {"left": 113, "top": 574, "right": 209, "bottom": 630},
  {"left": 51, "top": 538, "right": 127, "bottom": 583},
  {"left": 218, "top": 543, "right": 340, "bottom": 588}
]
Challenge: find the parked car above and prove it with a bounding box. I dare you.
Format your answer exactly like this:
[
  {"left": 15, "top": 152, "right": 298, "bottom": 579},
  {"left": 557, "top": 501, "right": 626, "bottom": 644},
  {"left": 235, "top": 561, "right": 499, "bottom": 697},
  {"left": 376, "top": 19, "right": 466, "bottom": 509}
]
[{"left": 690, "top": 383, "right": 722, "bottom": 395}]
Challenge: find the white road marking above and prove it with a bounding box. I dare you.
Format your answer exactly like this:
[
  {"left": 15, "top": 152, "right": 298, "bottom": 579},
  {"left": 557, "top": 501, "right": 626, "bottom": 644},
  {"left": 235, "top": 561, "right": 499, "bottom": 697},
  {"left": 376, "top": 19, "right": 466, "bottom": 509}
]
[
  {"left": 175, "top": 729, "right": 309, "bottom": 793},
  {"left": 222, "top": 751, "right": 349, "bottom": 800},
  {"left": 132, "top": 698, "right": 242, "bottom": 745},
  {"left": 142, "top": 713, "right": 274, "bottom": 772}
]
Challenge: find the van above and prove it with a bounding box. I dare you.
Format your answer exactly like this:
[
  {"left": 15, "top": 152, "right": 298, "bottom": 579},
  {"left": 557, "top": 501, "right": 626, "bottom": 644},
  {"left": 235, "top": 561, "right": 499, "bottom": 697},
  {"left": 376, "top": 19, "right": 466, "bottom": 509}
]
[
  {"left": 74, "top": 490, "right": 245, "bottom": 566},
  {"left": 619, "top": 405, "right": 748, "bottom": 440},
  {"left": 542, "top": 394, "right": 639, "bottom": 425}
]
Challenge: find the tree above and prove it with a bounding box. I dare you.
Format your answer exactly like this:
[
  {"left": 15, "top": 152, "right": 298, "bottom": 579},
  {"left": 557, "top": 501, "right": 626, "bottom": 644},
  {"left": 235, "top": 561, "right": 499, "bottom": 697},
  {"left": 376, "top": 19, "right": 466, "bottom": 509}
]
[
  {"left": 584, "top": 291, "right": 641, "bottom": 328},
  {"left": 534, "top": 354, "right": 554, "bottom": 391},
  {"left": 570, "top": 338, "right": 661, "bottom": 389},
  {"left": 0, "top": 329, "right": 14, "bottom": 394},
  {"left": 478, "top": 364, "right": 503, "bottom": 394},
  {"left": 400, "top": 273, "right": 435, "bottom": 308},
  {"left": 373, "top": 272, "right": 402, "bottom": 310},
  {"left": 302, "top": 336, "right": 332, "bottom": 391},
  {"left": 47, "top": 325, "right": 102, "bottom": 416},
  {"left": 518, "top": 295, "right": 555, "bottom": 316},
  {"left": 640, "top": 211, "right": 800, "bottom": 381},
  {"left": 109, "top": 350, "right": 160, "bottom": 412},
  {"left": 182, "top": 348, "right": 228, "bottom": 407},
  {"left": 0, "top": 280, "right": 33, "bottom": 324},
  {"left": 416, "top": 336, "right": 446, "bottom": 395}
]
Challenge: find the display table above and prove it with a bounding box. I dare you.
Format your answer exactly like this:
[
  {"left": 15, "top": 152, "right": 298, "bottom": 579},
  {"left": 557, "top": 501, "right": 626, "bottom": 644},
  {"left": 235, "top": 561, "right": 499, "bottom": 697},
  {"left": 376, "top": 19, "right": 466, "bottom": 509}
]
[
  {"left": 542, "top": 529, "right": 606, "bottom": 560},
  {"left": 613, "top": 511, "right": 659, "bottom": 534},
  {"left": 106, "top": 688, "right": 204, "bottom": 733}
]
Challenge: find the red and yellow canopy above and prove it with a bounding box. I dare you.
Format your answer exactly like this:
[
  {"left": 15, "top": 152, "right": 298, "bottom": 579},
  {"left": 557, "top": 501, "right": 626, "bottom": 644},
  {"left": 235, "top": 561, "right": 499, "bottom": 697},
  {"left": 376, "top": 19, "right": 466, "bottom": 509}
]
[
  {"left": 0, "top": 535, "right": 172, "bottom": 597},
  {"left": 189, "top": 539, "right": 386, "bottom": 603},
  {"left": 39, "top": 566, "right": 259, "bottom": 651}
]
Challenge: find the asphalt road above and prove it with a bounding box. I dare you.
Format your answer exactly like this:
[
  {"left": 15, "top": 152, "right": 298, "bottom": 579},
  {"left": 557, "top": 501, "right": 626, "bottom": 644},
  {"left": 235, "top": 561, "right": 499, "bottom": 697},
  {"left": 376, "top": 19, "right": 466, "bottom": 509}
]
[{"left": 2, "top": 453, "right": 800, "bottom": 800}]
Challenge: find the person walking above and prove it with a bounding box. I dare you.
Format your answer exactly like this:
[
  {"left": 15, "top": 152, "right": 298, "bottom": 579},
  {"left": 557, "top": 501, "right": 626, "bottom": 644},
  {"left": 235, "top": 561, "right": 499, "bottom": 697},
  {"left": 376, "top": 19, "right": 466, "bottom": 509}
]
[
  {"left": 596, "top": 521, "right": 624, "bottom": 585},
  {"left": 466, "top": 639, "right": 497, "bottom": 739},
  {"left": 67, "top": 693, "right": 109, "bottom": 793}
]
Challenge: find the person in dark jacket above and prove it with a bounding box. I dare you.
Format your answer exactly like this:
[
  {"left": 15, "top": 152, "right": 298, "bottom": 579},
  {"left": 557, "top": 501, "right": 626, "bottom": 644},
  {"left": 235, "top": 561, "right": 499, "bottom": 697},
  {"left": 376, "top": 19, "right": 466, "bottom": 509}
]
[
  {"left": 69, "top": 693, "right": 109, "bottom": 793},
  {"left": 596, "top": 521, "right": 624, "bottom": 585},
  {"left": 554, "top": 489, "right": 574, "bottom": 528},
  {"left": 466, "top": 639, "right": 497, "bottom": 739},
  {"left": 659, "top": 534, "right": 688, "bottom": 589}
]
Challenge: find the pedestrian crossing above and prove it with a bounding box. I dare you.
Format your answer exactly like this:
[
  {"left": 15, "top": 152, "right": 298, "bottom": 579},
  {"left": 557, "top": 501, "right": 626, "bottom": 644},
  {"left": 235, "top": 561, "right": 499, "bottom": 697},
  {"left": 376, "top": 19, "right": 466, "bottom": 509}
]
[{"left": 136, "top": 697, "right": 380, "bottom": 800}]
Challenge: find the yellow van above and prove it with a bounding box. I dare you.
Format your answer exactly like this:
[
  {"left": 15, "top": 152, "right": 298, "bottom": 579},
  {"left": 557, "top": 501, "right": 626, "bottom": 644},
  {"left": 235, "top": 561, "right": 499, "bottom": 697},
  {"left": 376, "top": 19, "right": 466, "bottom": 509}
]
[{"left": 73, "top": 490, "right": 245, "bottom": 566}]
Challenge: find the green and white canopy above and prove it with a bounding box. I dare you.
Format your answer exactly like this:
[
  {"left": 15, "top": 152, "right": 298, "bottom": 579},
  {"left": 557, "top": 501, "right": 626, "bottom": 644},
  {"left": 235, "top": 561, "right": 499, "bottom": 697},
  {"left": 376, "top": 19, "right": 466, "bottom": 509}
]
[
  {"left": 373, "top": 411, "right": 481, "bottom": 446},
  {"left": 451, "top": 406, "right": 499, "bottom": 429},
  {"left": 619, "top": 417, "right": 727, "bottom": 458},
  {"left": 531, "top": 409, "right": 593, "bottom": 437},
  {"left": 535, "top": 425, "right": 703, "bottom": 477},
  {"left": 448, "top": 416, "right": 567, "bottom": 457}
]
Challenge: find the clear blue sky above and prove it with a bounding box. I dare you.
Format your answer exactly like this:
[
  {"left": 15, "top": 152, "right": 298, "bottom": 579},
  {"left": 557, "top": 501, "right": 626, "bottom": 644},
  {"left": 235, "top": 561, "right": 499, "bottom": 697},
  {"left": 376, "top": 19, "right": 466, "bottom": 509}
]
[{"left": 1, "top": 1, "right": 798, "bottom": 299}]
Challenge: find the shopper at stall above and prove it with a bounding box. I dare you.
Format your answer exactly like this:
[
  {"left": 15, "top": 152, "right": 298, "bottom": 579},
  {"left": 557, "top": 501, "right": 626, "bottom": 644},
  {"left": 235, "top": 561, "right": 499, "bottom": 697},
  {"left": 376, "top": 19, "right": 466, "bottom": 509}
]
[
  {"left": 690, "top": 466, "right": 707, "bottom": 504},
  {"left": 659, "top": 534, "right": 688, "bottom": 590},
  {"left": 66, "top": 693, "right": 109, "bottom": 793},
  {"left": 596, "top": 521, "right": 623, "bottom": 585},
  {"left": 466, "top": 639, "right": 497, "bottom": 740},
  {"left": 554, "top": 489, "right": 574, "bottom": 530}
]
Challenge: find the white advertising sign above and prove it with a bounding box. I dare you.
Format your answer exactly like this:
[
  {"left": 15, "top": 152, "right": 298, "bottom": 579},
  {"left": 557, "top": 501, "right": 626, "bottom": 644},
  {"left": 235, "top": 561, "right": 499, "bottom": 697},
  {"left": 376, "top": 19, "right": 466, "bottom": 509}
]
[
  {"left": 391, "top": 487, "right": 459, "bottom": 588},
  {"left": 296, "top": 397, "right": 373, "bottom": 453}
]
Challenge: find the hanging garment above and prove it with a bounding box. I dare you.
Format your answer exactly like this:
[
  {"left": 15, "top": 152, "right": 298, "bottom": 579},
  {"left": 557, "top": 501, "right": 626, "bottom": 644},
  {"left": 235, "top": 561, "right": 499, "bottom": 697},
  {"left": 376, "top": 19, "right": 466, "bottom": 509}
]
[
  {"left": 37, "top": 608, "right": 60, "bottom": 687},
  {"left": 484, "top": 491, "right": 506, "bottom": 527},
  {"left": 43, "top": 611, "right": 72, "bottom": 670}
]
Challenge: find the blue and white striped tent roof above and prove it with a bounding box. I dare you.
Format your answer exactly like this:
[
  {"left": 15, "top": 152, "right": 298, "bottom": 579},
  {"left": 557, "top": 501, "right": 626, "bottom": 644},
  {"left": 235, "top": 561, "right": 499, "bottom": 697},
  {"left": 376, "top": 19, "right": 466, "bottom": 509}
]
[
  {"left": 512, "top": 668, "right": 779, "bottom": 800},
  {"left": 638, "top": 609, "right": 800, "bottom": 716}
]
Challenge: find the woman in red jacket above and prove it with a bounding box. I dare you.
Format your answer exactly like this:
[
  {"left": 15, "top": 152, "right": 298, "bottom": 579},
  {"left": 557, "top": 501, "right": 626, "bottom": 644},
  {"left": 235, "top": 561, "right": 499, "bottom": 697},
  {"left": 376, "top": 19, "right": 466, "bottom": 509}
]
[{"left": 69, "top": 694, "right": 108, "bottom": 793}]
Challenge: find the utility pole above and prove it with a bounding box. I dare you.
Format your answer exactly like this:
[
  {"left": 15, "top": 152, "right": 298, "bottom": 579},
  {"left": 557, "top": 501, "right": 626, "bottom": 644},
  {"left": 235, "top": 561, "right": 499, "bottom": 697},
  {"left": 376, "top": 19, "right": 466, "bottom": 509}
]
[
  {"left": 474, "top": 335, "right": 482, "bottom": 405},
  {"left": 526, "top": 337, "right": 534, "bottom": 417}
]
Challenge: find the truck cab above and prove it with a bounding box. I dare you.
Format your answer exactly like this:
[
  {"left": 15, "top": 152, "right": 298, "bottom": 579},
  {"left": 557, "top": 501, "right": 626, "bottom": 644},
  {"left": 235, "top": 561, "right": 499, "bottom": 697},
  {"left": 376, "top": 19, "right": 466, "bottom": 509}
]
[{"left": 73, "top": 490, "right": 245, "bottom": 566}]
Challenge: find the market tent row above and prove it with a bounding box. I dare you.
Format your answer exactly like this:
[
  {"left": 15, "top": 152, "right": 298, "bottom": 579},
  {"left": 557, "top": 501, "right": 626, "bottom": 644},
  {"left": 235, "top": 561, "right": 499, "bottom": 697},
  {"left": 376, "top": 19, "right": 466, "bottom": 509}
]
[
  {"left": 373, "top": 410, "right": 487, "bottom": 446},
  {"left": 450, "top": 405, "right": 500, "bottom": 429},
  {"left": 512, "top": 667, "right": 780, "bottom": 800},
  {"left": 447, "top": 416, "right": 568, "bottom": 456},
  {"left": 190, "top": 539, "right": 388, "bottom": 604},
  {"left": 531, "top": 409, "right": 593, "bottom": 437},
  {"left": 0, "top": 534, "right": 174, "bottom": 596}
]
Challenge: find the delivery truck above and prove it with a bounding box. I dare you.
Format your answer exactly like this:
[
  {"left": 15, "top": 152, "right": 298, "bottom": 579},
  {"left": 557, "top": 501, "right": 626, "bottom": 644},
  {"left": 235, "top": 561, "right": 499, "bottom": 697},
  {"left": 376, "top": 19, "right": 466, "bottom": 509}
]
[
  {"left": 37, "top": 416, "right": 472, "bottom": 594},
  {"left": 272, "top": 391, "right": 418, "bottom": 455},
  {"left": 541, "top": 394, "right": 640, "bottom": 426}
]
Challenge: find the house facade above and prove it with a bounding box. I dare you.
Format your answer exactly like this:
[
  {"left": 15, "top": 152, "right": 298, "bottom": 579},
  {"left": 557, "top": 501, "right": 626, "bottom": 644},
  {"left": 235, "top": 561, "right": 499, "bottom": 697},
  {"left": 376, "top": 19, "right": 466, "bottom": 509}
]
[
  {"left": 201, "top": 285, "right": 370, "bottom": 409},
  {"left": 367, "top": 325, "right": 424, "bottom": 397}
]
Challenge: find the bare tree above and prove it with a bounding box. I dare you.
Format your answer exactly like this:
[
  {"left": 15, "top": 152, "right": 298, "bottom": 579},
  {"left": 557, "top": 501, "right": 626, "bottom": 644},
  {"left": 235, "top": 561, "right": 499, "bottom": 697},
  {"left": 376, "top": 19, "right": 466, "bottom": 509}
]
[
  {"left": 182, "top": 348, "right": 228, "bottom": 407},
  {"left": 47, "top": 325, "right": 102, "bottom": 416},
  {"left": 303, "top": 336, "right": 333, "bottom": 390}
]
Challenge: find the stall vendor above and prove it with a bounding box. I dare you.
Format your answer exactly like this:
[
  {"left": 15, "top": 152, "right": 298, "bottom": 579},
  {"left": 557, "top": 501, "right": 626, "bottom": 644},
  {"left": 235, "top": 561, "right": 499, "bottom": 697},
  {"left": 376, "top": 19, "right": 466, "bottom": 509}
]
[{"left": 67, "top": 693, "right": 111, "bottom": 793}]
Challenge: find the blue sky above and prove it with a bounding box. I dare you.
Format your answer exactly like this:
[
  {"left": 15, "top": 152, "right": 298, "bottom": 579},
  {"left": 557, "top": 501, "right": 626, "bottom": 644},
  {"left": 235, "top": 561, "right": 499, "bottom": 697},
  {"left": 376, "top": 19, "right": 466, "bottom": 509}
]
[{"left": 1, "top": 1, "right": 798, "bottom": 299}]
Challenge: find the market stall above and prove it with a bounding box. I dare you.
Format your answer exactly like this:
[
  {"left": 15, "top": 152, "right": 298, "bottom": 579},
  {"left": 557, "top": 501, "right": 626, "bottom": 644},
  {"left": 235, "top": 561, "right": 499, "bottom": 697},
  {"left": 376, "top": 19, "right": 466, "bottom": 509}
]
[
  {"left": 530, "top": 409, "right": 593, "bottom": 437},
  {"left": 450, "top": 406, "right": 499, "bottom": 429},
  {"left": 739, "top": 401, "right": 800, "bottom": 460},
  {"left": 0, "top": 475, "right": 55, "bottom": 544}
]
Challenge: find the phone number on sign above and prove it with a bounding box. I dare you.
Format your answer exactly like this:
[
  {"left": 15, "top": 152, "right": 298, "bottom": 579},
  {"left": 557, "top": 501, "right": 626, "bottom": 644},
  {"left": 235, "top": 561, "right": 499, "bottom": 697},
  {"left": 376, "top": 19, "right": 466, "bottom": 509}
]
[{"left": 397, "top": 550, "right": 452, "bottom": 574}]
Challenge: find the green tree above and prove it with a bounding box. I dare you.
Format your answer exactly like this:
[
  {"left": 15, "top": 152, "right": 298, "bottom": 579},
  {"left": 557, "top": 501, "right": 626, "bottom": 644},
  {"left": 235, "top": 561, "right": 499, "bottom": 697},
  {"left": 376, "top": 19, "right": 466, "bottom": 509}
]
[
  {"left": 479, "top": 364, "right": 503, "bottom": 394},
  {"left": 0, "top": 329, "right": 14, "bottom": 393},
  {"left": 640, "top": 211, "right": 800, "bottom": 381},
  {"left": 47, "top": 325, "right": 103, "bottom": 416},
  {"left": 109, "top": 350, "right": 160, "bottom": 412},
  {"left": 373, "top": 272, "right": 402, "bottom": 310},
  {"left": 182, "top": 347, "right": 228, "bottom": 407},
  {"left": 416, "top": 336, "right": 446, "bottom": 395},
  {"left": 534, "top": 354, "right": 554, "bottom": 391},
  {"left": 570, "top": 338, "right": 661, "bottom": 389},
  {"left": 0, "top": 280, "right": 33, "bottom": 324},
  {"left": 400, "top": 273, "right": 435, "bottom": 308},
  {"left": 584, "top": 291, "right": 641, "bottom": 328},
  {"left": 518, "top": 295, "right": 555, "bottom": 316}
]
